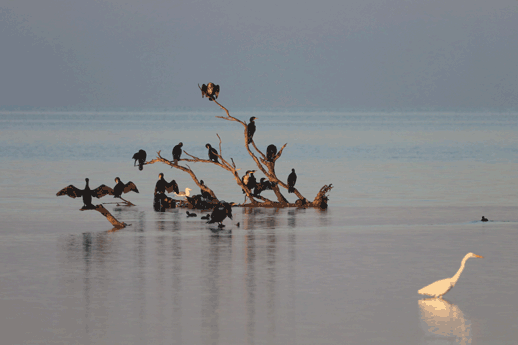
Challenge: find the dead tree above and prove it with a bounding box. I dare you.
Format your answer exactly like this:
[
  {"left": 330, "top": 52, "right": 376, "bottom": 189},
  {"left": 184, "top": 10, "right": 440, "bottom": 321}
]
[{"left": 142, "top": 84, "right": 333, "bottom": 209}]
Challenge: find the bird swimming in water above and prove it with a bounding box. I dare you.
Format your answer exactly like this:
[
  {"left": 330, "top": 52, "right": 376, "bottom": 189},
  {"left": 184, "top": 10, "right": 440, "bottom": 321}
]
[
  {"left": 112, "top": 177, "right": 139, "bottom": 198},
  {"left": 266, "top": 144, "right": 277, "bottom": 162},
  {"left": 201, "top": 214, "right": 210, "bottom": 220},
  {"left": 200, "top": 83, "right": 220, "bottom": 101},
  {"left": 174, "top": 187, "right": 192, "bottom": 199},
  {"left": 154, "top": 173, "right": 179, "bottom": 195},
  {"left": 132, "top": 149, "right": 147, "bottom": 171},
  {"left": 418, "top": 252, "right": 483, "bottom": 298},
  {"left": 186, "top": 211, "right": 197, "bottom": 217},
  {"left": 247, "top": 117, "right": 257, "bottom": 144},
  {"left": 481, "top": 216, "right": 488, "bottom": 222},
  {"left": 287, "top": 168, "right": 297, "bottom": 193},
  {"left": 206, "top": 143, "right": 219, "bottom": 163},
  {"left": 207, "top": 201, "right": 233, "bottom": 228},
  {"left": 57, "top": 178, "right": 114, "bottom": 209},
  {"left": 172, "top": 142, "right": 183, "bottom": 165}
]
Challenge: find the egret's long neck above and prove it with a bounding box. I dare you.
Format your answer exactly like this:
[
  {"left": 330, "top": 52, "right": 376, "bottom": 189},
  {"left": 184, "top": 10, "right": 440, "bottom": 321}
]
[{"left": 451, "top": 256, "right": 470, "bottom": 284}]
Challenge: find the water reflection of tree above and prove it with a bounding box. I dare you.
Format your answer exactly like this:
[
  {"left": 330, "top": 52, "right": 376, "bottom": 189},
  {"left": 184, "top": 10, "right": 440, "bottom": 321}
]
[{"left": 418, "top": 298, "right": 472, "bottom": 345}]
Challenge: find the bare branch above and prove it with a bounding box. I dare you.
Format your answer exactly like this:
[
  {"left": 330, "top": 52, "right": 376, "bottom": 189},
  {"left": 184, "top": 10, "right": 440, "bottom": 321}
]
[{"left": 81, "top": 204, "right": 127, "bottom": 229}]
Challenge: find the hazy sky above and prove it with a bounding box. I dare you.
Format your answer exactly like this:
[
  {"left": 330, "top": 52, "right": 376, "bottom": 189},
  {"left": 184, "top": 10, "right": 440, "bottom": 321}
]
[{"left": 1, "top": 0, "right": 517, "bottom": 109}]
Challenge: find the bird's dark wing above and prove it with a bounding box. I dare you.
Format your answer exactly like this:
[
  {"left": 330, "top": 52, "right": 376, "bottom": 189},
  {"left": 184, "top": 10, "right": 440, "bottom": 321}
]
[
  {"left": 57, "top": 185, "right": 83, "bottom": 198},
  {"left": 166, "top": 180, "right": 179, "bottom": 194},
  {"left": 124, "top": 181, "right": 139, "bottom": 194},
  {"left": 91, "top": 185, "right": 115, "bottom": 198},
  {"left": 214, "top": 85, "right": 220, "bottom": 98},
  {"left": 201, "top": 84, "right": 207, "bottom": 98}
]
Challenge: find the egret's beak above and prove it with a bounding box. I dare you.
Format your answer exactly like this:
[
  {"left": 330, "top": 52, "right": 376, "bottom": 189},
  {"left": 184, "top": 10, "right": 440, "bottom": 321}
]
[{"left": 475, "top": 255, "right": 484, "bottom": 258}]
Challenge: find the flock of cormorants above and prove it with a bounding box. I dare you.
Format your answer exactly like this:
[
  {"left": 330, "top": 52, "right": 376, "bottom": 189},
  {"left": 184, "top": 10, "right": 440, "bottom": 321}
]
[{"left": 56, "top": 83, "right": 301, "bottom": 228}]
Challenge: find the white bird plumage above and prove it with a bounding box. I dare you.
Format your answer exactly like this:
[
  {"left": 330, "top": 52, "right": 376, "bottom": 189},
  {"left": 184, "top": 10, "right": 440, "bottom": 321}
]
[
  {"left": 173, "top": 187, "right": 192, "bottom": 199},
  {"left": 418, "top": 252, "right": 483, "bottom": 298}
]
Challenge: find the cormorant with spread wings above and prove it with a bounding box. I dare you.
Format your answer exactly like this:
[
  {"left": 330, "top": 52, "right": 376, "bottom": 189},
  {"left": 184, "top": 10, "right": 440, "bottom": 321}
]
[{"left": 57, "top": 178, "right": 113, "bottom": 209}]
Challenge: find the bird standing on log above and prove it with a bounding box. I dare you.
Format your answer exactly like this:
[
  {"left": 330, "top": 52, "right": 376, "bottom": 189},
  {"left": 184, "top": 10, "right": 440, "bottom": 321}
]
[
  {"left": 266, "top": 144, "right": 277, "bottom": 162},
  {"left": 112, "top": 177, "right": 139, "bottom": 198},
  {"left": 132, "top": 149, "right": 147, "bottom": 171},
  {"left": 287, "top": 168, "right": 297, "bottom": 193},
  {"left": 206, "top": 143, "right": 219, "bottom": 163},
  {"left": 57, "top": 178, "right": 114, "bottom": 209},
  {"left": 247, "top": 117, "right": 257, "bottom": 144},
  {"left": 254, "top": 177, "right": 276, "bottom": 196},
  {"left": 172, "top": 142, "right": 183, "bottom": 165}
]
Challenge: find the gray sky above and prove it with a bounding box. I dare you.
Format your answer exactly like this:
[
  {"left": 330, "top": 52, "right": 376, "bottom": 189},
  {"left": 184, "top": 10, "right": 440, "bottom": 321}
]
[{"left": 1, "top": 0, "right": 517, "bottom": 109}]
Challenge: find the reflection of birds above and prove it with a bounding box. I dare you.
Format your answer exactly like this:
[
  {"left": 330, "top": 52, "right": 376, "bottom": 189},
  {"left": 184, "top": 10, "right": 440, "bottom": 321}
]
[
  {"left": 266, "top": 144, "right": 277, "bottom": 162},
  {"left": 418, "top": 298, "right": 471, "bottom": 345},
  {"left": 112, "top": 177, "right": 139, "bottom": 198},
  {"left": 207, "top": 201, "right": 233, "bottom": 228},
  {"left": 154, "top": 173, "right": 179, "bottom": 195},
  {"left": 57, "top": 178, "right": 113, "bottom": 209},
  {"left": 200, "top": 83, "right": 220, "bottom": 100},
  {"left": 247, "top": 117, "right": 257, "bottom": 144},
  {"left": 481, "top": 216, "right": 488, "bottom": 222},
  {"left": 186, "top": 211, "right": 197, "bottom": 217},
  {"left": 418, "top": 253, "right": 484, "bottom": 298},
  {"left": 206, "top": 143, "right": 219, "bottom": 163},
  {"left": 172, "top": 142, "right": 183, "bottom": 164},
  {"left": 132, "top": 149, "right": 147, "bottom": 171},
  {"left": 287, "top": 168, "right": 297, "bottom": 193},
  {"left": 174, "top": 187, "right": 192, "bottom": 198}
]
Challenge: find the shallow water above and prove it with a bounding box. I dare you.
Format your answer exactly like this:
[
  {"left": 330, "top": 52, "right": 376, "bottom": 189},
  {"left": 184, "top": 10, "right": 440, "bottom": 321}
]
[{"left": 1, "top": 111, "right": 518, "bottom": 344}]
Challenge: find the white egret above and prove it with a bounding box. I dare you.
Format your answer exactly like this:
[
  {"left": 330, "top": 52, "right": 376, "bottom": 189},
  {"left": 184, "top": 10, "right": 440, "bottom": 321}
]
[{"left": 418, "top": 252, "right": 483, "bottom": 298}]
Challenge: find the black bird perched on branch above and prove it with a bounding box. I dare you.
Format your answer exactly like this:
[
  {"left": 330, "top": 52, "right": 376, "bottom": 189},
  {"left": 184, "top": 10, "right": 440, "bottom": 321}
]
[
  {"left": 207, "top": 201, "right": 233, "bottom": 228},
  {"left": 254, "top": 177, "right": 276, "bottom": 196},
  {"left": 266, "top": 144, "right": 277, "bottom": 162},
  {"left": 154, "top": 173, "right": 179, "bottom": 195},
  {"left": 206, "top": 143, "right": 219, "bottom": 163},
  {"left": 247, "top": 117, "right": 257, "bottom": 144},
  {"left": 200, "top": 83, "right": 220, "bottom": 101},
  {"left": 112, "top": 177, "right": 139, "bottom": 198},
  {"left": 200, "top": 180, "right": 213, "bottom": 200},
  {"left": 241, "top": 170, "right": 257, "bottom": 194},
  {"left": 287, "top": 168, "right": 297, "bottom": 193},
  {"left": 172, "top": 142, "right": 183, "bottom": 164},
  {"left": 57, "top": 178, "right": 114, "bottom": 209},
  {"left": 132, "top": 149, "right": 147, "bottom": 171}
]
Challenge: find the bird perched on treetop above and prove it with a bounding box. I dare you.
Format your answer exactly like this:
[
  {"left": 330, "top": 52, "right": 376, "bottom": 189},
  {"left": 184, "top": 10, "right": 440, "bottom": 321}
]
[
  {"left": 57, "top": 178, "right": 114, "bottom": 209},
  {"left": 172, "top": 142, "right": 183, "bottom": 165},
  {"left": 132, "top": 149, "right": 147, "bottom": 171},
  {"left": 206, "top": 143, "right": 219, "bottom": 163},
  {"left": 287, "top": 168, "right": 297, "bottom": 193},
  {"left": 266, "top": 144, "right": 277, "bottom": 162},
  {"left": 247, "top": 117, "right": 257, "bottom": 144},
  {"left": 200, "top": 83, "right": 220, "bottom": 101}
]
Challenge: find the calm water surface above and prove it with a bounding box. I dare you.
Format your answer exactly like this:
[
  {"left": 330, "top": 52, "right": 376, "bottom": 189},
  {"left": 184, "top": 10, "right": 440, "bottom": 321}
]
[{"left": 1, "top": 111, "right": 518, "bottom": 344}]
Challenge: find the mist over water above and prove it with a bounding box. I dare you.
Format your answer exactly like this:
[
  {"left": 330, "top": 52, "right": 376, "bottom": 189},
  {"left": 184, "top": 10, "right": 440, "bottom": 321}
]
[{"left": 1, "top": 111, "right": 518, "bottom": 344}]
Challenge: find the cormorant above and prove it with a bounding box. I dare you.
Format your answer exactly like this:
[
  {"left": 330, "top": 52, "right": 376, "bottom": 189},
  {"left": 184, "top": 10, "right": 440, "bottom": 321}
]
[
  {"left": 481, "top": 216, "right": 488, "bottom": 222},
  {"left": 241, "top": 170, "right": 256, "bottom": 193},
  {"left": 132, "top": 149, "right": 147, "bottom": 171},
  {"left": 200, "top": 180, "right": 213, "bottom": 200},
  {"left": 207, "top": 201, "right": 233, "bottom": 228},
  {"left": 253, "top": 177, "right": 276, "bottom": 196},
  {"left": 247, "top": 117, "right": 257, "bottom": 144},
  {"left": 186, "top": 211, "right": 197, "bottom": 217},
  {"left": 206, "top": 143, "right": 219, "bottom": 163},
  {"left": 287, "top": 168, "right": 297, "bottom": 193},
  {"left": 200, "top": 83, "right": 220, "bottom": 101},
  {"left": 57, "top": 178, "right": 114, "bottom": 209},
  {"left": 172, "top": 142, "right": 183, "bottom": 164},
  {"left": 154, "top": 173, "right": 179, "bottom": 195},
  {"left": 266, "top": 144, "right": 277, "bottom": 162},
  {"left": 201, "top": 214, "right": 210, "bottom": 220},
  {"left": 112, "top": 177, "right": 139, "bottom": 198}
]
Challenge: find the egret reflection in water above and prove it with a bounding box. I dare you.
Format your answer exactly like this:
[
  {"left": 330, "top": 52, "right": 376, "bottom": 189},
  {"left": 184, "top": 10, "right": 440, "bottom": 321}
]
[{"left": 418, "top": 298, "right": 472, "bottom": 345}]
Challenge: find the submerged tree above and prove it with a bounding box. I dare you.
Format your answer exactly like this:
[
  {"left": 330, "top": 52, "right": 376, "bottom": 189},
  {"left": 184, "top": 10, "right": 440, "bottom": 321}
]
[{"left": 143, "top": 84, "right": 333, "bottom": 209}]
